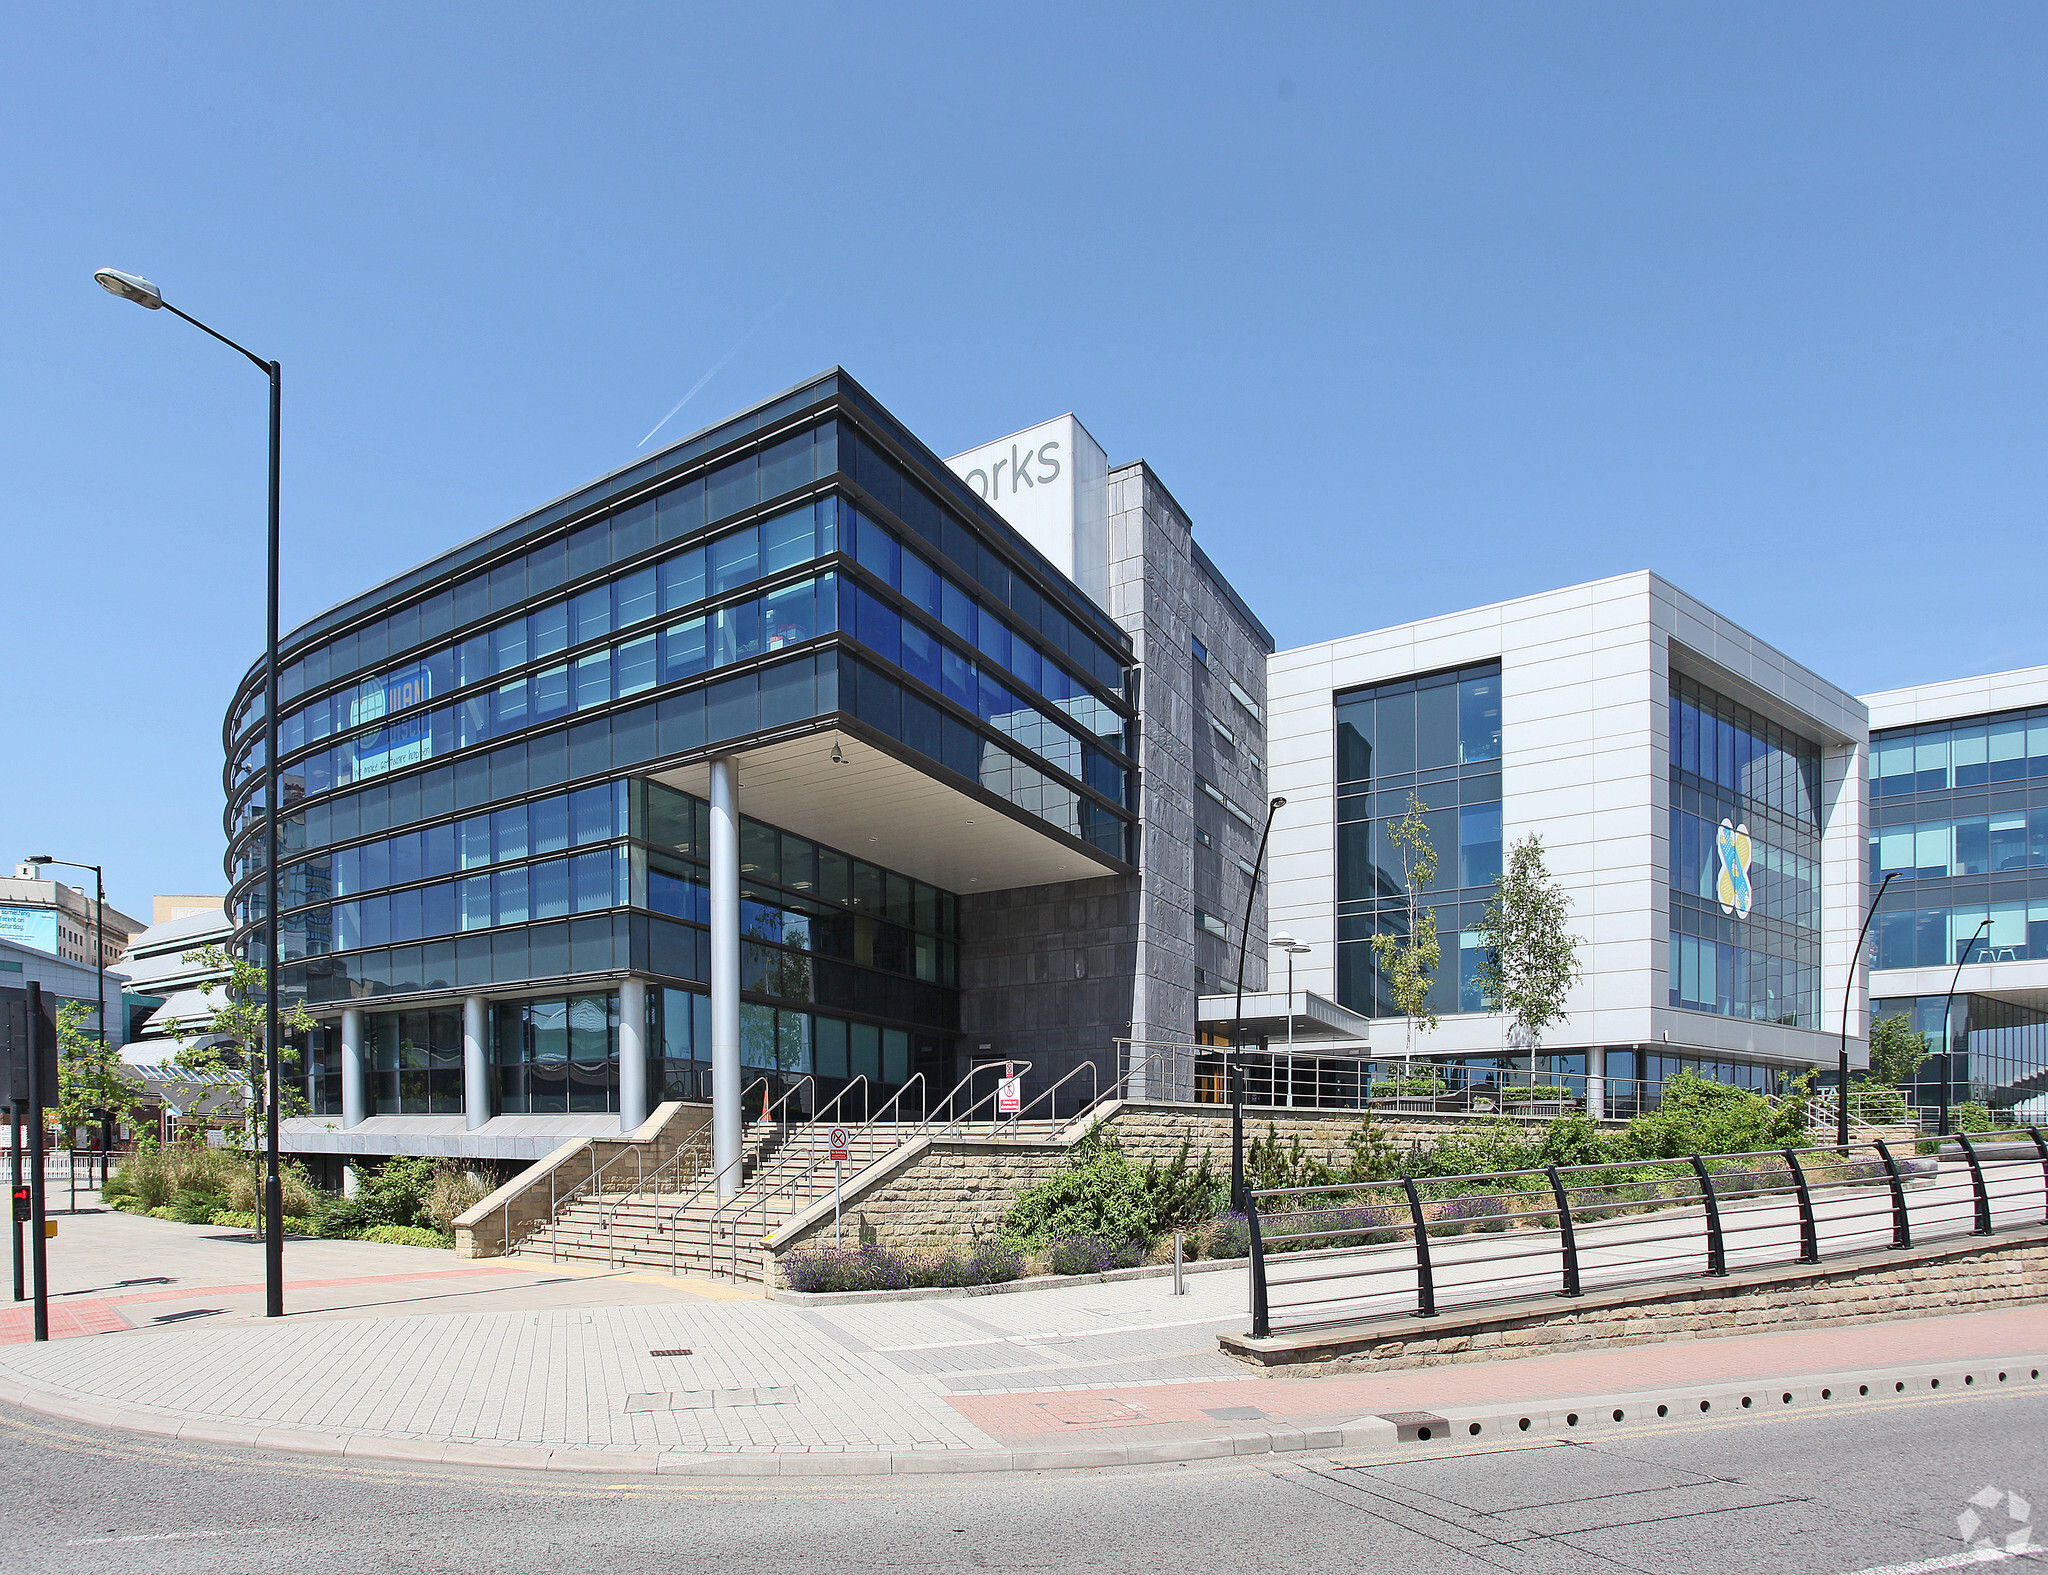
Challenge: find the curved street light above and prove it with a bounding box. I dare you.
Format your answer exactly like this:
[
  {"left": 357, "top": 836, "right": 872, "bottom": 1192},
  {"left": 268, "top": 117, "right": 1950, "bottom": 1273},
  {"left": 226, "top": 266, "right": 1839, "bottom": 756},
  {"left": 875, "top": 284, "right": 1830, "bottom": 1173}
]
[
  {"left": 1939, "top": 918, "right": 1992, "bottom": 1138},
  {"left": 1229, "top": 796, "right": 1287, "bottom": 1212},
  {"left": 94, "top": 268, "right": 287, "bottom": 1320}
]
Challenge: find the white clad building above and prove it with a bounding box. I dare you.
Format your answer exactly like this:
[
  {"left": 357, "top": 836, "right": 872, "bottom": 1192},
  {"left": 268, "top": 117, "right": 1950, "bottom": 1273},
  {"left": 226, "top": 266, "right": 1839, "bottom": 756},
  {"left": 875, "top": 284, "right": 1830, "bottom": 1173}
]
[{"left": 1255, "top": 571, "right": 1870, "bottom": 1113}]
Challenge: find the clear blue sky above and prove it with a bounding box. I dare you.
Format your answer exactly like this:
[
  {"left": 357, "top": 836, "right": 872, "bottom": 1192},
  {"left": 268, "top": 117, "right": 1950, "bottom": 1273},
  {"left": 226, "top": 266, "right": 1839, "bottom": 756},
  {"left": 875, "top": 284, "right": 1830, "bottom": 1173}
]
[{"left": 6, "top": 4, "right": 2045, "bottom": 920}]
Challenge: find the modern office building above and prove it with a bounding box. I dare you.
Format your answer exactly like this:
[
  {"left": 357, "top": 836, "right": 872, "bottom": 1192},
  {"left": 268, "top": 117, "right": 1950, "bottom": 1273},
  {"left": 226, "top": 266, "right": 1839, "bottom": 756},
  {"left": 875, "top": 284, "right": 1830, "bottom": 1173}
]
[
  {"left": 1861, "top": 665, "right": 2048, "bottom": 1122},
  {"left": 0, "top": 934, "right": 129, "bottom": 1053},
  {"left": 236, "top": 372, "right": 1269, "bottom": 1177},
  {"left": 1261, "top": 572, "right": 1870, "bottom": 1112},
  {"left": 115, "top": 899, "right": 234, "bottom": 1059}
]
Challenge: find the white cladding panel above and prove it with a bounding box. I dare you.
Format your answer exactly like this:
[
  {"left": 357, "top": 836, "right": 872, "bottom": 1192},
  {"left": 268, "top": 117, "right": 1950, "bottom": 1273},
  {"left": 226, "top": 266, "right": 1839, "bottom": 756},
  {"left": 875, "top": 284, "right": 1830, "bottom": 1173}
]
[
  {"left": 947, "top": 415, "right": 1110, "bottom": 610},
  {"left": 1265, "top": 571, "right": 1868, "bottom": 1066}
]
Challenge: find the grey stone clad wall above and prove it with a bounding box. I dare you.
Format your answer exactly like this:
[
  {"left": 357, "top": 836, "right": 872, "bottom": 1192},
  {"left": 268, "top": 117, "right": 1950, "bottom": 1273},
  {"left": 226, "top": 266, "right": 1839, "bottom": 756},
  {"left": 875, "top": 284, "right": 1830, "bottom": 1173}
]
[
  {"left": 957, "top": 461, "right": 1272, "bottom": 1105},
  {"left": 957, "top": 875, "right": 1139, "bottom": 1099}
]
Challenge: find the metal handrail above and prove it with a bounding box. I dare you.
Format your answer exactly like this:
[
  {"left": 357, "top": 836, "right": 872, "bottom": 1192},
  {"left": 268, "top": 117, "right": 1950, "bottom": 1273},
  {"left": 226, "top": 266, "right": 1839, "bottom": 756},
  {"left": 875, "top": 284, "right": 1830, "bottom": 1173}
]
[
  {"left": 652, "top": 1073, "right": 834, "bottom": 1272},
  {"left": 568, "top": 1075, "right": 771, "bottom": 1254},
  {"left": 702, "top": 1072, "right": 938, "bottom": 1279},
  {"left": 1244, "top": 1128, "right": 2045, "bottom": 1337},
  {"left": 991, "top": 1062, "right": 1098, "bottom": 1136}
]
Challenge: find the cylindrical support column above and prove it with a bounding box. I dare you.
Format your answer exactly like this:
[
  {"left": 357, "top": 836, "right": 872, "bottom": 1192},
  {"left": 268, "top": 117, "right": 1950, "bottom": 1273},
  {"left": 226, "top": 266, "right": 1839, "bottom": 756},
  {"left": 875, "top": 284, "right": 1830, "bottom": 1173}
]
[
  {"left": 340, "top": 1007, "right": 367, "bottom": 1130},
  {"left": 463, "top": 995, "right": 491, "bottom": 1132},
  {"left": 618, "top": 977, "right": 649, "bottom": 1133},
  {"left": 709, "top": 758, "right": 742, "bottom": 1200},
  {"left": 1585, "top": 1044, "right": 1607, "bottom": 1120}
]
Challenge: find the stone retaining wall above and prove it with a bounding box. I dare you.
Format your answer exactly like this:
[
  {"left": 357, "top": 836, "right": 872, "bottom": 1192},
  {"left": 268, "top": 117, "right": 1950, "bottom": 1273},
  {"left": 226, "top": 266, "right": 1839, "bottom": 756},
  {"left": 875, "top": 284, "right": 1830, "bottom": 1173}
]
[
  {"left": 775, "top": 1138, "right": 1069, "bottom": 1259},
  {"left": 765, "top": 1102, "right": 1558, "bottom": 1278},
  {"left": 1094, "top": 1101, "right": 1549, "bottom": 1167},
  {"left": 1219, "top": 1227, "right": 2048, "bottom": 1374},
  {"left": 453, "top": 1101, "right": 708, "bottom": 1257}
]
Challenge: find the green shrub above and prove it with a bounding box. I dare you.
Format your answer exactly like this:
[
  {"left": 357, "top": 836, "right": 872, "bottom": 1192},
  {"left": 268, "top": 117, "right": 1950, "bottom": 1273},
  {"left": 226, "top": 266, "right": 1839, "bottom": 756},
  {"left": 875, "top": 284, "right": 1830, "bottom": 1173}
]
[
  {"left": 357, "top": 1156, "right": 436, "bottom": 1229},
  {"left": 1043, "top": 1234, "right": 1146, "bottom": 1276},
  {"left": 315, "top": 1195, "right": 372, "bottom": 1240},
  {"left": 427, "top": 1166, "right": 492, "bottom": 1235},
  {"left": 1369, "top": 1073, "right": 1446, "bottom": 1098},
  {"left": 1607, "top": 1071, "right": 1808, "bottom": 1161},
  {"left": 1501, "top": 1085, "right": 1574, "bottom": 1103},
  {"left": 1951, "top": 1102, "right": 1994, "bottom": 1134},
  {"left": 206, "top": 1209, "right": 318, "bottom": 1235},
  {"left": 1001, "top": 1131, "right": 1223, "bottom": 1250},
  {"left": 359, "top": 1224, "right": 450, "bottom": 1248},
  {"left": 1245, "top": 1125, "right": 1343, "bottom": 1191},
  {"left": 167, "top": 1190, "right": 218, "bottom": 1224},
  {"left": 1848, "top": 1082, "right": 1911, "bottom": 1127}
]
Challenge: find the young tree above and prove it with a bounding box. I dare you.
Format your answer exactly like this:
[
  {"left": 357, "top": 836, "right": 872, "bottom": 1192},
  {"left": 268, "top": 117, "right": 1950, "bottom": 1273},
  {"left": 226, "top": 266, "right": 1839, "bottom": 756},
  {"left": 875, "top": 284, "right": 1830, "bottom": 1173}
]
[
  {"left": 54, "top": 999, "right": 145, "bottom": 1139},
  {"left": 1370, "top": 792, "right": 1441, "bottom": 1075},
  {"left": 1472, "top": 834, "right": 1584, "bottom": 1053},
  {"left": 156, "top": 945, "right": 317, "bottom": 1154},
  {"left": 1864, "top": 1011, "right": 1931, "bottom": 1088}
]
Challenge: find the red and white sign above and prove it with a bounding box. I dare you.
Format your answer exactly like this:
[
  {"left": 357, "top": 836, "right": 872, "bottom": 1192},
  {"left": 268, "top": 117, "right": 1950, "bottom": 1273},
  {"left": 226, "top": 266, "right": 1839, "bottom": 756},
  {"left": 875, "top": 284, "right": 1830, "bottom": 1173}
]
[
  {"left": 997, "top": 1075, "right": 1022, "bottom": 1115},
  {"left": 828, "top": 1126, "right": 851, "bottom": 1163}
]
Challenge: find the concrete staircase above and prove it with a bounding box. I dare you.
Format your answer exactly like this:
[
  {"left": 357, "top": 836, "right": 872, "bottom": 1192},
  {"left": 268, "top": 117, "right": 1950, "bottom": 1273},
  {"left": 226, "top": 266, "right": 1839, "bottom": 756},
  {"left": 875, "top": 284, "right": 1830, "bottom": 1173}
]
[{"left": 518, "top": 1116, "right": 1067, "bottom": 1282}]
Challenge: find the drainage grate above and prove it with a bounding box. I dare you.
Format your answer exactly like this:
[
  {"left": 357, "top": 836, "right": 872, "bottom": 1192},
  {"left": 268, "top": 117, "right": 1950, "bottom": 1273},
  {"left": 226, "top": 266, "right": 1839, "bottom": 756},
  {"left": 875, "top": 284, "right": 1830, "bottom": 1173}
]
[
  {"left": 1376, "top": 1410, "right": 1450, "bottom": 1442},
  {"left": 649, "top": 1349, "right": 694, "bottom": 1357},
  {"left": 624, "top": 1386, "right": 798, "bottom": 1413}
]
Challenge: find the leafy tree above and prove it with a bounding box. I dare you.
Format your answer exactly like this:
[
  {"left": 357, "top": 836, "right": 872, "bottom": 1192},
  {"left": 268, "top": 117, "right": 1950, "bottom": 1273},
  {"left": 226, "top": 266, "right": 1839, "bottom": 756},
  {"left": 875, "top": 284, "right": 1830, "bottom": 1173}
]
[
  {"left": 155, "top": 945, "right": 316, "bottom": 1154},
  {"left": 54, "top": 998, "right": 145, "bottom": 1137},
  {"left": 1370, "top": 792, "right": 1441, "bottom": 1070},
  {"left": 1864, "top": 1011, "right": 1931, "bottom": 1089},
  {"left": 1472, "top": 835, "right": 1583, "bottom": 1052}
]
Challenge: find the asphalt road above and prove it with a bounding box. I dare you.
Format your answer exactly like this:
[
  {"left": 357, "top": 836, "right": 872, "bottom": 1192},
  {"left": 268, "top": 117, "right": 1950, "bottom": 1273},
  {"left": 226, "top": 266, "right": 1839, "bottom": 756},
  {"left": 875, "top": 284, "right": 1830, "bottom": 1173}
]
[{"left": 3, "top": 1385, "right": 2043, "bottom": 1575}]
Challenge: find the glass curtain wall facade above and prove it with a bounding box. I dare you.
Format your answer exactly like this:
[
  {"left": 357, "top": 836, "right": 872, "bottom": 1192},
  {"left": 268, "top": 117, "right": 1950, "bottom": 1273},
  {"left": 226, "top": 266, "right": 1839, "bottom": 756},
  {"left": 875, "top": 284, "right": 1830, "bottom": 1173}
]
[
  {"left": 1867, "top": 709, "right": 2048, "bottom": 968},
  {"left": 228, "top": 372, "right": 1137, "bottom": 1124},
  {"left": 1666, "top": 673, "right": 1823, "bottom": 1028},
  {"left": 1334, "top": 663, "right": 1504, "bottom": 1019},
  {"left": 1870, "top": 993, "right": 2048, "bottom": 1121}
]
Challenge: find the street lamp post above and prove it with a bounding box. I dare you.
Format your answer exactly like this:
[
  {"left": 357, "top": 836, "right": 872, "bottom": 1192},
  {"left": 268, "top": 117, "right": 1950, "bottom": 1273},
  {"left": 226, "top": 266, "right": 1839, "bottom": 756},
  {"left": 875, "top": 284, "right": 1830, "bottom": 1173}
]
[
  {"left": 1270, "top": 932, "right": 1311, "bottom": 1108},
  {"left": 1837, "top": 869, "right": 1898, "bottom": 1149},
  {"left": 1939, "top": 918, "right": 1991, "bottom": 1139},
  {"left": 1229, "top": 797, "right": 1287, "bottom": 1212},
  {"left": 95, "top": 267, "right": 287, "bottom": 1320}
]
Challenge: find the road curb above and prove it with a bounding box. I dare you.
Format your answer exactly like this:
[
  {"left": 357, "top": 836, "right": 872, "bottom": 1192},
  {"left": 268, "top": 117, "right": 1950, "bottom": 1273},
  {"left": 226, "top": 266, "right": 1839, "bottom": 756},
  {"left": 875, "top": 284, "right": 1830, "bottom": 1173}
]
[{"left": 2, "top": 1355, "right": 2040, "bottom": 1477}]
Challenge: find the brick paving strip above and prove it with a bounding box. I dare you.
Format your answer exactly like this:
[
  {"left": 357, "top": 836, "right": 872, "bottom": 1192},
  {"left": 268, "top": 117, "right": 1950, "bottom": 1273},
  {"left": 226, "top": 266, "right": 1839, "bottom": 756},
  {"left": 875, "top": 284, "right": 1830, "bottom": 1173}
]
[
  {"left": 945, "top": 1304, "right": 2048, "bottom": 1449},
  {"left": 0, "top": 1266, "right": 530, "bottom": 1346}
]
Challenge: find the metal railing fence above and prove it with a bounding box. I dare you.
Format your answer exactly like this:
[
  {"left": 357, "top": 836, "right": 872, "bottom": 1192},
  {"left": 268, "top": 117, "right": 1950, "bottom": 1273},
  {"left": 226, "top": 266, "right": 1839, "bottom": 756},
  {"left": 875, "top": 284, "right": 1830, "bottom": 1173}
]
[{"left": 1245, "top": 1126, "right": 2048, "bottom": 1338}]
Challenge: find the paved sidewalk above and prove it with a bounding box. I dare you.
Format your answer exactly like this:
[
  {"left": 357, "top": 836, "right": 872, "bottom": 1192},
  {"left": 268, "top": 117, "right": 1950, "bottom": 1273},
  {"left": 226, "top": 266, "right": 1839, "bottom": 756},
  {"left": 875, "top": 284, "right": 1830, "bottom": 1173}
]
[
  {"left": 0, "top": 1208, "right": 2041, "bottom": 1474},
  {"left": 1, "top": 1205, "right": 740, "bottom": 1342}
]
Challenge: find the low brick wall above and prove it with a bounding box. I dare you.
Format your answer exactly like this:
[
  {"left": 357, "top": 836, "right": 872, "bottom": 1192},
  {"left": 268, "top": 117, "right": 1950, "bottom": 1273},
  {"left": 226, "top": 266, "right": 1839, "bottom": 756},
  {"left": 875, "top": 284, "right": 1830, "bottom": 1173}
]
[
  {"left": 1219, "top": 1225, "right": 2048, "bottom": 1374},
  {"left": 453, "top": 1101, "right": 709, "bottom": 1257}
]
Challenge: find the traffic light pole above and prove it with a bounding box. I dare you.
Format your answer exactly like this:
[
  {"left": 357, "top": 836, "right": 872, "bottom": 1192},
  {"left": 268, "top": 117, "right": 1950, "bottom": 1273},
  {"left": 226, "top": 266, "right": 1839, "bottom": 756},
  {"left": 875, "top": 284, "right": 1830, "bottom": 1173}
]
[
  {"left": 9, "top": 1097, "right": 23, "bottom": 1302},
  {"left": 26, "top": 981, "right": 48, "bottom": 1342}
]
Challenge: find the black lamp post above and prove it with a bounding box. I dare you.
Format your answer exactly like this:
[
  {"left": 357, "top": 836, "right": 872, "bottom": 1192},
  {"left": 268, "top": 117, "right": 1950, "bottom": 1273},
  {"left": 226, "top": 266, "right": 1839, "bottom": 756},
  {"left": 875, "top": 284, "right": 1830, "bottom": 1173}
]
[
  {"left": 23, "top": 855, "right": 105, "bottom": 1067},
  {"left": 1938, "top": 918, "right": 1991, "bottom": 1139},
  {"left": 94, "top": 267, "right": 286, "bottom": 1320},
  {"left": 1229, "top": 796, "right": 1287, "bottom": 1212},
  {"left": 1836, "top": 869, "right": 1898, "bottom": 1149}
]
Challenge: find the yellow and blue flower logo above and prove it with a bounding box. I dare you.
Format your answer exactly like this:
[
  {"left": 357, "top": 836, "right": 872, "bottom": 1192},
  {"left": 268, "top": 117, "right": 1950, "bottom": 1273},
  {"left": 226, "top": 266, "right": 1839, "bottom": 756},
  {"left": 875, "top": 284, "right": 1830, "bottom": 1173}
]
[{"left": 1716, "top": 819, "right": 1753, "bottom": 919}]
